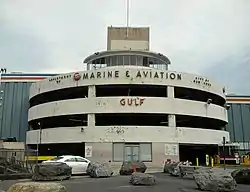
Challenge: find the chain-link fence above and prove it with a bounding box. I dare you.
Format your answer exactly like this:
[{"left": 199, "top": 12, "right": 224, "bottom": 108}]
[{"left": 0, "top": 148, "right": 38, "bottom": 175}]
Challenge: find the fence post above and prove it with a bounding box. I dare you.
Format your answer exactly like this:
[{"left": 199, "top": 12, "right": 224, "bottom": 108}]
[
  {"left": 196, "top": 157, "right": 199, "bottom": 166},
  {"left": 211, "top": 158, "right": 214, "bottom": 167}
]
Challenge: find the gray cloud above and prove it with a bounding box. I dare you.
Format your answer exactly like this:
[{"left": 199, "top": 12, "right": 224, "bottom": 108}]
[
  {"left": 0, "top": 18, "right": 51, "bottom": 72},
  {"left": 1, "top": 0, "right": 250, "bottom": 94}
]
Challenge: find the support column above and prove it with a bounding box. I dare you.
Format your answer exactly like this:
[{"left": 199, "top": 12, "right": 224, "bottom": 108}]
[
  {"left": 88, "top": 85, "right": 96, "bottom": 97},
  {"left": 88, "top": 85, "right": 96, "bottom": 128},
  {"left": 167, "top": 86, "right": 175, "bottom": 98},
  {"left": 88, "top": 114, "right": 95, "bottom": 127},
  {"left": 168, "top": 86, "right": 176, "bottom": 127},
  {"left": 168, "top": 114, "right": 176, "bottom": 128}
]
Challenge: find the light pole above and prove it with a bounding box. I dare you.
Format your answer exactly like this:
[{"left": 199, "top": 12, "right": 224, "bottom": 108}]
[
  {"left": 36, "top": 122, "right": 41, "bottom": 162},
  {"left": 222, "top": 136, "right": 226, "bottom": 170}
]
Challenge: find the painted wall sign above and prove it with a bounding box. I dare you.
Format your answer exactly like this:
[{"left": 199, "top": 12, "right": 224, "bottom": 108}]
[
  {"left": 165, "top": 144, "right": 179, "bottom": 156},
  {"left": 81, "top": 70, "right": 182, "bottom": 80},
  {"left": 120, "top": 98, "right": 145, "bottom": 106},
  {"left": 193, "top": 76, "right": 211, "bottom": 87},
  {"left": 85, "top": 146, "right": 92, "bottom": 157},
  {"left": 48, "top": 69, "right": 182, "bottom": 82},
  {"left": 48, "top": 74, "right": 72, "bottom": 83}
]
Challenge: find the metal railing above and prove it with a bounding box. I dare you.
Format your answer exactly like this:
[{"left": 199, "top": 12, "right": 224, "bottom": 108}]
[{"left": 0, "top": 149, "right": 38, "bottom": 175}]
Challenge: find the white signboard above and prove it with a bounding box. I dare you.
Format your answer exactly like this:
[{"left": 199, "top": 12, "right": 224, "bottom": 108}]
[
  {"left": 85, "top": 146, "right": 92, "bottom": 157},
  {"left": 165, "top": 144, "right": 179, "bottom": 156}
]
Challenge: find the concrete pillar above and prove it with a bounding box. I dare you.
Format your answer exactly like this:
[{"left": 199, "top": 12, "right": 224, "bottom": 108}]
[
  {"left": 168, "top": 114, "right": 176, "bottom": 127},
  {"left": 167, "top": 86, "right": 176, "bottom": 127},
  {"left": 88, "top": 85, "right": 96, "bottom": 97},
  {"left": 88, "top": 114, "right": 95, "bottom": 127},
  {"left": 167, "top": 86, "right": 175, "bottom": 98},
  {"left": 88, "top": 85, "right": 95, "bottom": 127}
]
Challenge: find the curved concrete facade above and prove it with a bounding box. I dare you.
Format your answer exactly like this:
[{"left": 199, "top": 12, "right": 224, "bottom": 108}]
[
  {"left": 28, "top": 97, "right": 227, "bottom": 122},
  {"left": 29, "top": 66, "right": 226, "bottom": 98},
  {"left": 26, "top": 62, "right": 230, "bottom": 165},
  {"left": 26, "top": 126, "right": 228, "bottom": 145}
]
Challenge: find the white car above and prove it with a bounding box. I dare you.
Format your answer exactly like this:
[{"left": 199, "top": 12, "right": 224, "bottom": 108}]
[{"left": 42, "top": 155, "right": 91, "bottom": 175}]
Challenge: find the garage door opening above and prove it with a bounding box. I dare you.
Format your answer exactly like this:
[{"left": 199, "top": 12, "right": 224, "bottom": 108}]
[
  {"left": 28, "top": 142, "right": 86, "bottom": 157},
  {"left": 179, "top": 144, "right": 218, "bottom": 166}
]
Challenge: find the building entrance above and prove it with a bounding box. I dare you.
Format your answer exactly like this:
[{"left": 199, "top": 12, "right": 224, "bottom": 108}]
[
  {"left": 124, "top": 145, "right": 139, "bottom": 162},
  {"left": 179, "top": 144, "right": 218, "bottom": 166}
]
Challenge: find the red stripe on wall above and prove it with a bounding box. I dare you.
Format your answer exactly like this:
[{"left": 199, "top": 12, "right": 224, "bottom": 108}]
[{"left": 227, "top": 98, "right": 250, "bottom": 102}]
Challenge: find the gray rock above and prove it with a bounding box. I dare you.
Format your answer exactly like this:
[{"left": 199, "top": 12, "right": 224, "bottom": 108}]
[
  {"left": 179, "top": 165, "right": 210, "bottom": 177},
  {"left": 32, "top": 162, "right": 72, "bottom": 181},
  {"left": 193, "top": 168, "right": 237, "bottom": 192},
  {"left": 7, "top": 182, "right": 67, "bottom": 192},
  {"left": 163, "top": 162, "right": 179, "bottom": 173},
  {"left": 86, "top": 162, "right": 113, "bottom": 178},
  {"left": 129, "top": 172, "right": 156, "bottom": 185},
  {"left": 119, "top": 161, "right": 147, "bottom": 175},
  {"left": 166, "top": 162, "right": 182, "bottom": 176},
  {"left": 231, "top": 168, "right": 250, "bottom": 184},
  {"left": 170, "top": 166, "right": 181, "bottom": 177}
]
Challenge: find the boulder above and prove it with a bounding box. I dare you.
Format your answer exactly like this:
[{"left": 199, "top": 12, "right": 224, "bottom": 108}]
[
  {"left": 7, "top": 182, "right": 67, "bottom": 192},
  {"left": 119, "top": 161, "right": 147, "bottom": 175},
  {"left": 86, "top": 162, "right": 113, "bottom": 178},
  {"left": 167, "top": 162, "right": 181, "bottom": 176},
  {"left": 129, "top": 172, "right": 156, "bottom": 185},
  {"left": 193, "top": 168, "right": 237, "bottom": 192},
  {"left": 163, "top": 162, "right": 178, "bottom": 173},
  {"left": 231, "top": 168, "right": 250, "bottom": 184},
  {"left": 32, "top": 162, "right": 72, "bottom": 181},
  {"left": 170, "top": 165, "right": 181, "bottom": 177}
]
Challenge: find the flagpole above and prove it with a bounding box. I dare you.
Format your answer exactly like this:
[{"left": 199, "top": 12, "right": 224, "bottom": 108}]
[{"left": 126, "top": 0, "right": 129, "bottom": 38}]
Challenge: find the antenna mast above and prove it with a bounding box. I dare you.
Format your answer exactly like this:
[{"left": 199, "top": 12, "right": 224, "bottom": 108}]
[{"left": 126, "top": 0, "right": 130, "bottom": 38}]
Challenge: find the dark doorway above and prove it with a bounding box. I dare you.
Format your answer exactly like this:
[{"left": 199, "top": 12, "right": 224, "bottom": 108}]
[
  {"left": 28, "top": 142, "right": 86, "bottom": 157},
  {"left": 179, "top": 144, "right": 218, "bottom": 166}
]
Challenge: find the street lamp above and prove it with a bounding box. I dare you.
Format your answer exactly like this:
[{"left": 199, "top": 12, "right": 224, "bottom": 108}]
[{"left": 36, "top": 122, "right": 42, "bottom": 160}]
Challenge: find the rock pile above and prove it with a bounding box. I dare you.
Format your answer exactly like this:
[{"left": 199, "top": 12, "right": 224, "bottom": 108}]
[
  {"left": 7, "top": 182, "right": 68, "bottom": 192},
  {"left": 231, "top": 168, "right": 250, "bottom": 184},
  {"left": 119, "top": 161, "right": 147, "bottom": 175},
  {"left": 86, "top": 162, "right": 113, "bottom": 178},
  {"left": 32, "top": 162, "right": 72, "bottom": 181},
  {"left": 129, "top": 172, "right": 156, "bottom": 186},
  {"left": 163, "top": 161, "right": 178, "bottom": 173},
  {"left": 193, "top": 168, "right": 237, "bottom": 192}
]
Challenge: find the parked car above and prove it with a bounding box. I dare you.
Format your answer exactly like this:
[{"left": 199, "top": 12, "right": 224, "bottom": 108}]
[{"left": 42, "top": 155, "right": 91, "bottom": 174}]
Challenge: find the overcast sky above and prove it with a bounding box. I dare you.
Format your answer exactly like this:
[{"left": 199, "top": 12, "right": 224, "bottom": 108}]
[{"left": 1, "top": 0, "right": 250, "bottom": 95}]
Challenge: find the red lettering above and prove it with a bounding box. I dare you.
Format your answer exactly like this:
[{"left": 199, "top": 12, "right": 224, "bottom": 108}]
[
  {"left": 127, "top": 98, "right": 133, "bottom": 106},
  {"left": 120, "top": 98, "right": 145, "bottom": 106},
  {"left": 135, "top": 98, "right": 139, "bottom": 106},
  {"left": 140, "top": 98, "right": 145, "bottom": 106}
]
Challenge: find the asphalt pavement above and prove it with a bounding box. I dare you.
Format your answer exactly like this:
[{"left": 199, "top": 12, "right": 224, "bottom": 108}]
[{"left": 1, "top": 173, "right": 250, "bottom": 192}]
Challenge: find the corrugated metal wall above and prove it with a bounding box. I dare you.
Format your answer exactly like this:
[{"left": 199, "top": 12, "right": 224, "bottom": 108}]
[
  {"left": 227, "top": 103, "right": 250, "bottom": 142},
  {"left": 0, "top": 82, "right": 32, "bottom": 141},
  {"left": 1, "top": 81, "right": 250, "bottom": 145},
  {"left": 226, "top": 103, "right": 250, "bottom": 151}
]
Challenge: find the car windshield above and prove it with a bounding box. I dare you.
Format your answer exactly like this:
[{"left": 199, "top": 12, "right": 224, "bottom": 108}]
[{"left": 50, "top": 156, "right": 64, "bottom": 161}]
